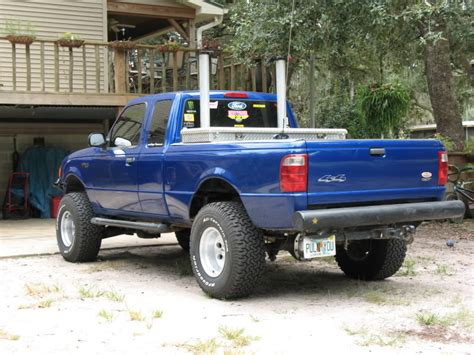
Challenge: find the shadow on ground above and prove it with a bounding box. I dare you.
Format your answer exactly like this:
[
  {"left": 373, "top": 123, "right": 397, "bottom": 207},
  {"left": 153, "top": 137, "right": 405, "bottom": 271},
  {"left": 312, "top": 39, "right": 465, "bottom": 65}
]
[{"left": 90, "top": 245, "right": 423, "bottom": 301}]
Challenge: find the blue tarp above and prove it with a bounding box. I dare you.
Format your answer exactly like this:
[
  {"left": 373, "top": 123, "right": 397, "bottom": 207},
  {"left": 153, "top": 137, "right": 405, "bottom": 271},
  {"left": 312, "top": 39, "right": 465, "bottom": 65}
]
[{"left": 17, "top": 146, "right": 67, "bottom": 218}]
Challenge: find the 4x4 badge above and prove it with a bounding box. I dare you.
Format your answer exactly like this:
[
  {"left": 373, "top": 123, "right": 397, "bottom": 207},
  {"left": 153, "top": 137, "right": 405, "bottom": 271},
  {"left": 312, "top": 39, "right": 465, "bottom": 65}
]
[{"left": 318, "top": 174, "right": 346, "bottom": 183}]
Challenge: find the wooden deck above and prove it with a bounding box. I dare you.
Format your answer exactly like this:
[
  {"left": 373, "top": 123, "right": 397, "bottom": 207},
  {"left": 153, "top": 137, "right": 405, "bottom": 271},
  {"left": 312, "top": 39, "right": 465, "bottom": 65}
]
[{"left": 0, "top": 36, "right": 274, "bottom": 108}]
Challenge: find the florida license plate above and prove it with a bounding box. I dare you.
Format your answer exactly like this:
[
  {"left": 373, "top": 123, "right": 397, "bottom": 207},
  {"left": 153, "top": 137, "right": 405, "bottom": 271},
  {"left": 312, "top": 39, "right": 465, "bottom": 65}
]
[{"left": 303, "top": 235, "right": 336, "bottom": 259}]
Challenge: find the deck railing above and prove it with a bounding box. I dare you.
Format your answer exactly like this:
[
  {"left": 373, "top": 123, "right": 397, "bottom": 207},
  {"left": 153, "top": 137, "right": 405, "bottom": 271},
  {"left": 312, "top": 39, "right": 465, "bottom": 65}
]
[{"left": 0, "top": 37, "right": 275, "bottom": 96}]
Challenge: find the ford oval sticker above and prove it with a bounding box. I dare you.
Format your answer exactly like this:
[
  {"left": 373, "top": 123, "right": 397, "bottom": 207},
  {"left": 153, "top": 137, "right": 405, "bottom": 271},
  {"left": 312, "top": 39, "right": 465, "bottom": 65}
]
[{"left": 228, "top": 101, "right": 247, "bottom": 110}]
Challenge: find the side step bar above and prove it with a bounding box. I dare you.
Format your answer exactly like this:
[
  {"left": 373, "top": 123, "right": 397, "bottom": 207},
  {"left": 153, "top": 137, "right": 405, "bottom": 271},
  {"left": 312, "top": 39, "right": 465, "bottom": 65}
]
[{"left": 91, "top": 217, "right": 172, "bottom": 233}]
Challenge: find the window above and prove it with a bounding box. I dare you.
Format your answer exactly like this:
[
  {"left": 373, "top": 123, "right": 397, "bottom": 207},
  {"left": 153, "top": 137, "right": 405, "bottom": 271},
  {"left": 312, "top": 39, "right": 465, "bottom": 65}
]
[
  {"left": 110, "top": 104, "right": 146, "bottom": 147},
  {"left": 148, "top": 100, "right": 173, "bottom": 146},
  {"left": 182, "top": 99, "right": 280, "bottom": 128}
]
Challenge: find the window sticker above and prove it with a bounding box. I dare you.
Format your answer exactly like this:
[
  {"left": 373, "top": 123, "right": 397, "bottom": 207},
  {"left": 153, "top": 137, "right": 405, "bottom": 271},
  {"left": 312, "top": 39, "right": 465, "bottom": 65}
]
[
  {"left": 227, "top": 110, "right": 249, "bottom": 123},
  {"left": 234, "top": 124, "right": 244, "bottom": 127},
  {"left": 184, "top": 113, "right": 195, "bottom": 122},
  {"left": 253, "top": 104, "right": 266, "bottom": 108},
  {"left": 187, "top": 101, "right": 195, "bottom": 111},
  {"left": 184, "top": 121, "right": 195, "bottom": 128},
  {"left": 227, "top": 101, "right": 247, "bottom": 110},
  {"left": 210, "top": 101, "right": 218, "bottom": 109}
]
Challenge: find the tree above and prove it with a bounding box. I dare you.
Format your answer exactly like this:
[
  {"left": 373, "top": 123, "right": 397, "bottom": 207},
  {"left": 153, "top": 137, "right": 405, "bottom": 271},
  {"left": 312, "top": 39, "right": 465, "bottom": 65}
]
[{"left": 221, "top": 0, "right": 472, "bottom": 146}]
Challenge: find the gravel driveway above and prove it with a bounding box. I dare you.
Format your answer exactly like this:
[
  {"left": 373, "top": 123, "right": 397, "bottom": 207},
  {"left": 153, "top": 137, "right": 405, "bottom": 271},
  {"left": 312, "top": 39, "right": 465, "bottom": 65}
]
[{"left": 0, "top": 220, "right": 473, "bottom": 354}]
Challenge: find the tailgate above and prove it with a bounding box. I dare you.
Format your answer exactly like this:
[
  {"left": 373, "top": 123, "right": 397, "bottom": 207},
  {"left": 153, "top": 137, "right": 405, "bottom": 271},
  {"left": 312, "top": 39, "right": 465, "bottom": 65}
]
[{"left": 306, "top": 139, "right": 445, "bottom": 206}]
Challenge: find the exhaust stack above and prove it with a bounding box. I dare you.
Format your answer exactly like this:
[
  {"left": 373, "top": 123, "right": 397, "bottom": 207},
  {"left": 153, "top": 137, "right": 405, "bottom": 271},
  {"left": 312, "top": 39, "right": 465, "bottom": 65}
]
[
  {"left": 199, "top": 51, "right": 211, "bottom": 129},
  {"left": 275, "top": 57, "right": 287, "bottom": 130}
]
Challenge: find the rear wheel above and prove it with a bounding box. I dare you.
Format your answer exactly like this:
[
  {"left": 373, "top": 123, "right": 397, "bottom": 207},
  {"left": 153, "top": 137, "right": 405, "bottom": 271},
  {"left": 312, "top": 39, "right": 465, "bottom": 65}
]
[
  {"left": 56, "top": 192, "right": 102, "bottom": 262},
  {"left": 335, "top": 239, "right": 407, "bottom": 280},
  {"left": 190, "top": 201, "right": 265, "bottom": 299}
]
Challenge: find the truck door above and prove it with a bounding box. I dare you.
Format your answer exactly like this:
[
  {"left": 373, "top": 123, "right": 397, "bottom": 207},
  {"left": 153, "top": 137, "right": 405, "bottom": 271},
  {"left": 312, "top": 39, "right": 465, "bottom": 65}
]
[
  {"left": 137, "top": 99, "right": 173, "bottom": 216},
  {"left": 91, "top": 103, "right": 146, "bottom": 212}
]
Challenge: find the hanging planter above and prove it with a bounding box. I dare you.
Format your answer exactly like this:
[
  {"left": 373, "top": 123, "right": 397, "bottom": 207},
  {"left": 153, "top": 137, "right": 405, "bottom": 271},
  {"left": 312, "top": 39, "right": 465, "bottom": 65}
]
[
  {"left": 108, "top": 40, "right": 136, "bottom": 51},
  {"left": 57, "top": 39, "right": 84, "bottom": 48},
  {"left": 200, "top": 39, "right": 222, "bottom": 51},
  {"left": 6, "top": 35, "right": 36, "bottom": 45},
  {"left": 156, "top": 43, "right": 181, "bottom": 52}
]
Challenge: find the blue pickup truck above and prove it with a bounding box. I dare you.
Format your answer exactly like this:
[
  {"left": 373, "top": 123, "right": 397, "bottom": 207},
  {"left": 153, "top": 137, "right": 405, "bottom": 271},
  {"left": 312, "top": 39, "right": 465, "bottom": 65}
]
[{"left": 56, "top": 87, "right": 464, "bottom": 299}]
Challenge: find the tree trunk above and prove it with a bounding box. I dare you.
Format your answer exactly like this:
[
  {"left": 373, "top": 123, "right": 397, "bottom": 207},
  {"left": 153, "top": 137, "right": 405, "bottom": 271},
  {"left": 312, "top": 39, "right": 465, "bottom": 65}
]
[{"left": 424, "top": 19, "right": 464, "bottom": 151}]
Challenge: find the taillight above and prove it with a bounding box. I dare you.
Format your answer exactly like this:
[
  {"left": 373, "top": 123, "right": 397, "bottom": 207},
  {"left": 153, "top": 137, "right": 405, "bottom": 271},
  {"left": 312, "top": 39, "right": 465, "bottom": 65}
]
[
  {"left": 58, "top": 165, "right": 62, "bottom": 178},
  {"left": 280, "top": 154, "right": 308, "bottom": 192},
  {"left": 438, "top": 151, "right": 448, "bottom": 185}
]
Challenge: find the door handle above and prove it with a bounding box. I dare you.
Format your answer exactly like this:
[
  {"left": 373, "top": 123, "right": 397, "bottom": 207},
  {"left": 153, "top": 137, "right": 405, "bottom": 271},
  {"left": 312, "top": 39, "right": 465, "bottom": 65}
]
[
  {"left": 125, "top": 157, "right": 136, "bottom": 166},
  {"left": 369, "top": 148, "right": 385, "bottom": 156}
]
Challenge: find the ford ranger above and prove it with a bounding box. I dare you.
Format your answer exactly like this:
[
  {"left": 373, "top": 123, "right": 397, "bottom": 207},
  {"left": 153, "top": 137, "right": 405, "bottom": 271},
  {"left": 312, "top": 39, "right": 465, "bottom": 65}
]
[{"left": 55, "top": 56, "right": 464, "bottom": 299}]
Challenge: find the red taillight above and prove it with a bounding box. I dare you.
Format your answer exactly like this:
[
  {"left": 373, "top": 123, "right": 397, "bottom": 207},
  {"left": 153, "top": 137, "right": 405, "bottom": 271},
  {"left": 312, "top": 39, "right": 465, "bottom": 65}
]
[
  {"left": 280, "top": 154, "right": 308, "bottom": 192},
  {"left": 224, "top": 92, "right": 248, "bottom": 98},
  {"left": 438, "top": 151, "right": 448, "bottom": 185},
  {"left": 58, "top": 166, "right": 62, "bottom": 178}
]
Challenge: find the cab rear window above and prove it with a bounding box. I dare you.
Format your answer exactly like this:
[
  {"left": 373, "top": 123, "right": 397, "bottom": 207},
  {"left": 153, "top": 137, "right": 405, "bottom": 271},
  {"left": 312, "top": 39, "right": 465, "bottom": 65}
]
[{"left": 182, "top": 99, "right": 279, "bottom": 128}]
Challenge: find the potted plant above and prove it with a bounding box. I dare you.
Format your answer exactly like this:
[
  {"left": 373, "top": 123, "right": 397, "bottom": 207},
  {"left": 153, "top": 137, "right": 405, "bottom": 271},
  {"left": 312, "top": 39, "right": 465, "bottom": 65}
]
[
  {"left": 200, "top": 38, "right": 222, "bottom": 51},
  {"left": 57, "top": 32, "right": 84, "bottom": 48},
  {"left": 156, "top": 41, "right": 181, "bottom": 52},
  {"left": 5, "top": 19, "right": 36, "bottom": 45},
  {"left": 108, "top": 40, "right": 136, "bottom": 51}
]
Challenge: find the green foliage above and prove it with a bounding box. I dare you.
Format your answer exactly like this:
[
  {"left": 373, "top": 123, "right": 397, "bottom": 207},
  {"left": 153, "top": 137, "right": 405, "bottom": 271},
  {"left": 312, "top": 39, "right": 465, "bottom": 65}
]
[
  {"left": 59, "top": 32, "right": 81, "bottom": 40},
  {"left": 4, "top": 19, "right": 36, "bottom": 37},
  {"left": 464, "top": 137, "right": 474, "bottom": 155},
  {"left": 358, "top": 82, "right": 411, "bottom": 138},
  {"left": 433, "top": 133, "right": 455, "bottom": 152}
]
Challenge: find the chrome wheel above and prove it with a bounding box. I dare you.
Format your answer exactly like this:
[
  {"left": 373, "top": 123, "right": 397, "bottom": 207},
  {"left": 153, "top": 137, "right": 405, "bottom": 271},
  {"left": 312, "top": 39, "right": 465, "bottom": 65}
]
[
  {"left": 60, "top": 210, "right": 76, "bottom": 248},
  {"left": 199, "top": 227, "right": 226, "bottom": 277}
]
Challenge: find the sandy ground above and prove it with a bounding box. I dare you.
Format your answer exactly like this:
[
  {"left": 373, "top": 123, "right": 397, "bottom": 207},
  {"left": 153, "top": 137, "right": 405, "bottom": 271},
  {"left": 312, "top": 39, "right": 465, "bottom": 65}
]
[{"left": 0, "top": 220, "right": 473, "bottom": 354}]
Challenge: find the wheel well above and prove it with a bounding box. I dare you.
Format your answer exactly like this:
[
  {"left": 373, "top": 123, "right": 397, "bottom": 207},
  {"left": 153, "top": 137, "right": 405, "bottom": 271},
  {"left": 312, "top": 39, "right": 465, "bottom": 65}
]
[
  {"left": 65, "top": 175, "right": 85, "bottom": 193},
  {"left": 189, "top": 178, "right": 241, "bottom": 219}
]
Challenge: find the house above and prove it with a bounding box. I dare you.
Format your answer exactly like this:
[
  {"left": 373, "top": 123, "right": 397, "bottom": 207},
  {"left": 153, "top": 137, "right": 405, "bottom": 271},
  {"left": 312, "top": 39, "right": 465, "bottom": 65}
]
[{"left": 0, "top": 0, "right": 228, "bottom": 215}]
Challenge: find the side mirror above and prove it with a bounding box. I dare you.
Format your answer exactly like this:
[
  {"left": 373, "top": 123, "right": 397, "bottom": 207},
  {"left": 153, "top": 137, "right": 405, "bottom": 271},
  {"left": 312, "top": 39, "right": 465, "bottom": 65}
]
[
  {"left": 88, "top": 133, "right": 106, "bottom": 147},
  {"left": 114, "top": 137, "right": 132, "bottom": 147}
]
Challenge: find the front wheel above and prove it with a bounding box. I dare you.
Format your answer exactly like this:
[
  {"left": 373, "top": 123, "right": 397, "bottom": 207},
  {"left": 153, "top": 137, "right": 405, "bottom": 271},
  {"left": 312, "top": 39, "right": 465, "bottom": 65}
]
[
  {"left": 190, "top": 202, "right": 265, "bottom": 299},
  {"left": 335, "top": 239, "right": 407, "bottom": 280},
  {"left": 175, "top": 230, "right": 190, "bottom": 251},
  {"left": 56, "top": 192, "right": 102, "bottom": 262}
]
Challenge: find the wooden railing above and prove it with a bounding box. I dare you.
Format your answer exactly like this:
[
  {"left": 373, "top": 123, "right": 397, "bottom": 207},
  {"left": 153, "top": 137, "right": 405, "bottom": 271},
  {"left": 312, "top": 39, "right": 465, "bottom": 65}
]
[{"left": 0, "top": 37, "right": 275, "bottom": 97}]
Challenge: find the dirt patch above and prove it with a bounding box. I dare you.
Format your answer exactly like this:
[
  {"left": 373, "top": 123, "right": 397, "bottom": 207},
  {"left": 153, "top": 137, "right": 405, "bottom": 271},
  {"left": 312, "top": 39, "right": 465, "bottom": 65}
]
[{"left": 0, "top": 220, "right": 473, "bottom": 354}]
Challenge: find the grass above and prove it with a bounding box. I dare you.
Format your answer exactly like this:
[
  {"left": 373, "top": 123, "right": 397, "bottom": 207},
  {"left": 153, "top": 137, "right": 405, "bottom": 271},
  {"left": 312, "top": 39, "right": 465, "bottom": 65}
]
[
  {"left": 218, "top": 326, "right": 259, "bottom": 347},
  {"left": 98, "top": 309, "right": 114, "bottom": 322},
  {"left": 24, "top": 282, "right": 61, "bottom": 297},
  {"left": 397, "top": 258, "right": 416, "bottom": 276},
  {"left": 103, "top": 290, "right": 125, "bottom": 302},
  {"left": 0, "top": 328, "right": 19, "bottom": 341},
  {"left": 38, "top": 299, "right": 54, "bottom": 308},
  {"left": 358, "top": 332, "right": 406, "bottom": 347},
  {"left": 128, "top": 309, "right": 145, "bottom": 322},
  {"left": 78, "top": 286, "right": 124, "bottom": 302},
  {"left": 344, "top": 325, "right": 405, "bottom": 347},
  {"left": 179, "top": 338, "right": 220, "bottom": 354},
  {"left": 415, "top": 309, "right": 474, "bottom": 331},
  {"left": 435, "top": 264, "right": 454, "bottom": 276},
  {"left": 174, "top": 326, "right": 260, "bottom": 354},
  {"left": 152, "top": 310, "right": 163, "bottom": 319}
]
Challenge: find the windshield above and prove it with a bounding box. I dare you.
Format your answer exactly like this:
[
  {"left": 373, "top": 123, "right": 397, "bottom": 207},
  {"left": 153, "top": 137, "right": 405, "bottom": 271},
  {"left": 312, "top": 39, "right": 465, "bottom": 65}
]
[{"left": 183, "top": 99, "right": 279, "bottom": 128}]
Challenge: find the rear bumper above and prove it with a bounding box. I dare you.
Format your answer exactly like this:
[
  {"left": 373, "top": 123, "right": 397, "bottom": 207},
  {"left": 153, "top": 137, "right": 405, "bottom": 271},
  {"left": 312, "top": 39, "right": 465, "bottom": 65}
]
[{"left": 293, "top": 200, "right": 465, "bottom": 232}]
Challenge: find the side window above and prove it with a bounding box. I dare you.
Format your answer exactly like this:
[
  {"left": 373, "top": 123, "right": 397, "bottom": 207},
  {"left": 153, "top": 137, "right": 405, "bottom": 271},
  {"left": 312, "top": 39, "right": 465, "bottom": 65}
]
[
  {"left": 110, "top": 104, "right": 146, "bottom": 147},
  {"left": 148, "top": 100, "right": 173, "bottom": 146}
]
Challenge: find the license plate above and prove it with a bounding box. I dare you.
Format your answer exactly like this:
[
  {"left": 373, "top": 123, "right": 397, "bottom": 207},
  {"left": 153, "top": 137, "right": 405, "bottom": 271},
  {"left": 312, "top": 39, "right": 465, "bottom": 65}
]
[{"left": 303, "top": 235, "right": 336, "bottom": 259}]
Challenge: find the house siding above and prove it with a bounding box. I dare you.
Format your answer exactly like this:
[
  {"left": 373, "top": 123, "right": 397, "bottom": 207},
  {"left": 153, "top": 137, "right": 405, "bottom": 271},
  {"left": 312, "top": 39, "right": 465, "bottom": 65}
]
[{"left": 0, "top": 0, "right": 107, "bottom": 93}]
